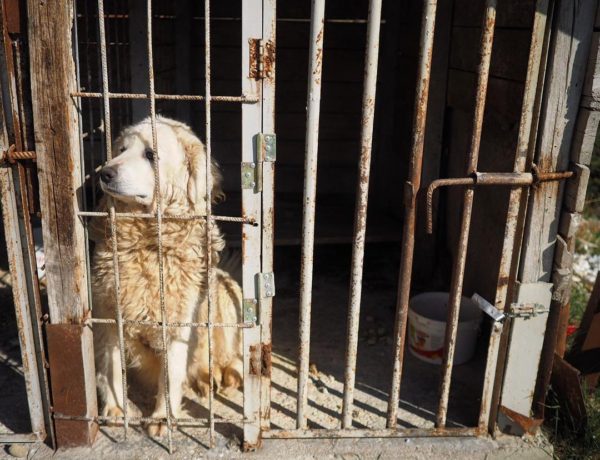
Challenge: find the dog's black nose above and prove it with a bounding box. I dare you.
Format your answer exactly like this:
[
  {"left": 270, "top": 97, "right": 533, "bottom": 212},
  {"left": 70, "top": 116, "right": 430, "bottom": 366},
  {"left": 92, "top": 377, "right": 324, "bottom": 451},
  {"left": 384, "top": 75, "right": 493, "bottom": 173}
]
[{"left": 100, "top": 166, "right": 117, "bottom": 184}]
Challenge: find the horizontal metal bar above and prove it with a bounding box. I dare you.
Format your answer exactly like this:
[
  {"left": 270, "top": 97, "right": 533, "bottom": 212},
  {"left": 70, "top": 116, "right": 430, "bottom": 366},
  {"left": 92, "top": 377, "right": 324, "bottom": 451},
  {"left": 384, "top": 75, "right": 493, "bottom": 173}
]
[
  {"left": 76, "top": 14, "right": 386, "bottom": 24},
  {"left": 0, "top": 432, "right": 42, "bottom": 443},
  {"left": 71, "top": 91, "right": 259, "bottom": 103},
  {"left": 77, "top": 211, "right": 257, "bottom": 226},
  {"left": 87, "top": 317, "right": 254, "bottom": 328},
  {"left": 426, "top": 169, "right": 575, "bottom": 233},
  {"left": 261, "top": 427, "right": 480, "bottom": 439},
  {"left": 52, "top": 413, "right": 249, "bottom": 426}
]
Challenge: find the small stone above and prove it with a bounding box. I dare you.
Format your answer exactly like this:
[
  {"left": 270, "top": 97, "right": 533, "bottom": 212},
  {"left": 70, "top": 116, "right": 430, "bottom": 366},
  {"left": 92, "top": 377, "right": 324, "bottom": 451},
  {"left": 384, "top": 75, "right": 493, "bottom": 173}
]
[
  {"left": 317, "top": 386, "right": 328, "bottom": 394},
  {"left": 7, "top": 444, "right": 29, "bottom": 458},
  {"left": 309, "top": 363, "right": 319, "bottom": 377},
  {"left": 352, "top": 409, "right": 359, "bottom": 418}
]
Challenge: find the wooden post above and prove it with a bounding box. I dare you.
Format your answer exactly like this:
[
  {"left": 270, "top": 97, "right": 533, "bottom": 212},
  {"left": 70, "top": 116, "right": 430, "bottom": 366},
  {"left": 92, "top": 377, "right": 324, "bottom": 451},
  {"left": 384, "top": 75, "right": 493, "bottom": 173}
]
[
  {"left": 497, "top": 0, "right": 596, "bottom": 431},
  {"left": 26, "top": 0, "right": 98, "bottom": 446}
]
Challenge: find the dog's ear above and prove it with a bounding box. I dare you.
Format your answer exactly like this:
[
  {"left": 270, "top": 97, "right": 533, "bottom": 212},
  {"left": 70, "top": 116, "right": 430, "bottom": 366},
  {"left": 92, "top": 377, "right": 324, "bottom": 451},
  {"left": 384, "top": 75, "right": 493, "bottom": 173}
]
[{"left": 174, "top": 125, "right": 224, "bottom": 212}]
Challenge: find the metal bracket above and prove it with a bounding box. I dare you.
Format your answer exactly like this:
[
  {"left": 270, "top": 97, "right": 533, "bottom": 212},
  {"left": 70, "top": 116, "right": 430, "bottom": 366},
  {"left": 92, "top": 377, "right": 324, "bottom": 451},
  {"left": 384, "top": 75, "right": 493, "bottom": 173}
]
[
  {"left": 243, "top": 298, "right": 258, "bottom": 323},
  {"left": 256, "top": 133, "right": 276, "bottom": 162},
  {"left": 472, "top": 293, "right": 505, "bottom": 322}
]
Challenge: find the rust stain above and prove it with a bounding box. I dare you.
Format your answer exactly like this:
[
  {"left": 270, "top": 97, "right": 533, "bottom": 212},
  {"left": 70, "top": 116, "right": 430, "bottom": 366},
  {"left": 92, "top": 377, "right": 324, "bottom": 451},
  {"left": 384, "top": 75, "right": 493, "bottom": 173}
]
[
  {"left": 261, "top": 342, "right": 272, "bottom": 377},
  {"left": 249, "top": 344, "right": 261, "bottom": 375}
]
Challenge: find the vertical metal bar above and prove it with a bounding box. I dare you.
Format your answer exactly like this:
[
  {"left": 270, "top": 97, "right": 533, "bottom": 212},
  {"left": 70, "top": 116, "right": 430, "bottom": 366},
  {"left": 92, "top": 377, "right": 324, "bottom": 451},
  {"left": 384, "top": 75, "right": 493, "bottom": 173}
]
[
  {"left": 478, "top": 0, "right": 549, "bottom": 432},
  {"left": 341, "top": 0, "right": 382, "bottom": 429},
  {"left": 203, "top": 0, "right": 215, "bottom": 447},
  {"left": 97, "top": 0, "right": 129, "bottom": 439},
  {"left": 436, "top": 0, "right": 496, "bottom": 428},
  {"left": 260, "top": 0, "right": 276, "bottom": 432},
  {"left": 146, "top": 0, "right": 173, "bottom": 453},
  {"left": 386, "top": 0, "right": 438, "bottom": 428},
  {"left": 296, "top": 0, "right": 326, "bottom": 430},
  {"left": 241, "top": 0, "right": 263, "bottom": 449}
]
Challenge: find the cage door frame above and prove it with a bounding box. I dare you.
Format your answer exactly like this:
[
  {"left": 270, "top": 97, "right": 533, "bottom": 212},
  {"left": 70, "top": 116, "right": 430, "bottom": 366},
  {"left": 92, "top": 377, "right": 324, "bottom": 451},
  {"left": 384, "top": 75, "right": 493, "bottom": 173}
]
[{"left": 241, "top": 0, "right": 276, "bottom": 450}]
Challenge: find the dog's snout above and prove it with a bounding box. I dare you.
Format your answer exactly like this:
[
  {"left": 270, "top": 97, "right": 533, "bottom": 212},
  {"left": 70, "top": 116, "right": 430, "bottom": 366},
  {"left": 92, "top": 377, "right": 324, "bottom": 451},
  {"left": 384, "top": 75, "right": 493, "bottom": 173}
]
[{"left": 100, "top": 166, "right": 117, "bottom": 184}]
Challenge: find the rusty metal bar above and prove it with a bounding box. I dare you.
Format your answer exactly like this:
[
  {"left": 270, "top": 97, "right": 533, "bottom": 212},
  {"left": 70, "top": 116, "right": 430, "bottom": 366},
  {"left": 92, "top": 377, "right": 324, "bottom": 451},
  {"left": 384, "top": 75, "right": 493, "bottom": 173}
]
[
  {"left": 146, "top": 0, "right": 173, "bottom": 452},
  {"left": 53, "top": 413, "right": 248, "bottom": 425},
  {"left": 71, "top": 91, "right": 258, "bottom": 103},
  {"left": 426, "top": 169, "right": 573, "bottom": 234},
  {"left": 341, "top": 0, "right": 383, "bottom": 429},
  {"left": 77, "top": 210, "right": 257, "bottom": 225},
  {"left": 262, "top": 427, "right": 480, "bottom": 439},
  {"left": 0, "top": 145, "right": 36, "bottom": 163},
  {"left": 97, "top": 0, "right": 130, "bottom": 439},
  {"left": 204, "top": 0, "right": 216, "bottom": 447},
  {"left": 436, "top": 0, "right": 496, "bottom": 428},
  {"left": 88, "top": 318, "right": 253, "bottom": 328},
  {"left": 297, "top": 0, "right": 326, "bottom": 430},
  {"left": 386, "top": 0, "right": 438, "bottom": 428}
]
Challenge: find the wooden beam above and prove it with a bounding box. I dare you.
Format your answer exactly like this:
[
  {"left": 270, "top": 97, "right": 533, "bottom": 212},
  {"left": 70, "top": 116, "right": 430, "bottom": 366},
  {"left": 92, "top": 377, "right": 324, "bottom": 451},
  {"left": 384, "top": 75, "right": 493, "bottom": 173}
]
[
  {"left": 26, "top": 0, "right": 98, "bottom": 446},
  {"left": 501, "top": 0, "right": 597, "bottom": 427}
]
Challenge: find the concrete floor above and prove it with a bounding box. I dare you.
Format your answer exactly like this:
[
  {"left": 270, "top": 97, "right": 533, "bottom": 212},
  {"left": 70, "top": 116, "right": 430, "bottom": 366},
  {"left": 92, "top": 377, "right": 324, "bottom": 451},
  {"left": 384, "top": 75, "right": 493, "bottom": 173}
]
[{"left": 0, "top": 245, "right": 554, "bottom": 458}]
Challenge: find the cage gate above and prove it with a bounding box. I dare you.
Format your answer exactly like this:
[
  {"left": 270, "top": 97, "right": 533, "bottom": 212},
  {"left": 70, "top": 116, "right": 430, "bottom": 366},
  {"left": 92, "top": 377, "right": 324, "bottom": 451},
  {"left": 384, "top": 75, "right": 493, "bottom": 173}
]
[{"left": 2, "top": 0, "right": 598, "bottom": 453}]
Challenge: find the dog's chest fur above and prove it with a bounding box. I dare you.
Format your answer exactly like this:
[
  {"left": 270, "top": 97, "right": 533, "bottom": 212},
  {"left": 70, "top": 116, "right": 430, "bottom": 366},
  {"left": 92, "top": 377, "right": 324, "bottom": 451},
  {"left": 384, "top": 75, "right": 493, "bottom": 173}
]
[{"left": 91, "top": 203, "right": 222, "bottom": 351}]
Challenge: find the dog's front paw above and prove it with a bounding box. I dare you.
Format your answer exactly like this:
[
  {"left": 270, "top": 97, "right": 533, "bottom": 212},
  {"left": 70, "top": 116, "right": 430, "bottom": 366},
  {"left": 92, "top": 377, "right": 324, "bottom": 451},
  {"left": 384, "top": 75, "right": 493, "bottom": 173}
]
[{"left": 146, "top": 420, "right": 169, "bottom": 438}]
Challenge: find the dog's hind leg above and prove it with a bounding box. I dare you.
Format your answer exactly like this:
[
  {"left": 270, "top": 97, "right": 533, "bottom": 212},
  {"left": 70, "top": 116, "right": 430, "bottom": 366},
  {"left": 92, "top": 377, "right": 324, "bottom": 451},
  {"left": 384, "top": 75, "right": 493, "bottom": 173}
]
[{"left": 95, "top": 325, "right": 125, "bottom": 421}]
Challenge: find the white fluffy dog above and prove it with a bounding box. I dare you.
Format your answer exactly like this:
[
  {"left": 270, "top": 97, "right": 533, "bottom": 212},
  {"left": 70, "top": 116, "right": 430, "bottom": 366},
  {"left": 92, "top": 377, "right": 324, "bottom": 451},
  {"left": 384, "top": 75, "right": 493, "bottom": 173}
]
[{"left": 90, "top": 116, "right": 243, "bottom": 436}]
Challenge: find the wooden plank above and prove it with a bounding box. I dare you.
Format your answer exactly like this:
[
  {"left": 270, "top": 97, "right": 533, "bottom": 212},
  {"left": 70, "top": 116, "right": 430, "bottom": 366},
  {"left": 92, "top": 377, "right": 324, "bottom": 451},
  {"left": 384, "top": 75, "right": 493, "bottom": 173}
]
[
  {"left": 450, "top": 28, "right": 531, "bottom": 82},
  {"left": 519, "top": 0, "right": 596, "bottom": 283},
  {"left": 452, "top": 0, "right": 535, "bottom": 29},
  {"left": 564, "top": 163, "right": 591, "bottom": 213},
  {"left": 26, "top": 0, "right": 97, "bottom": 446},
  {"left": 570, "top": 108, "right": 600, "bottom": 165}
]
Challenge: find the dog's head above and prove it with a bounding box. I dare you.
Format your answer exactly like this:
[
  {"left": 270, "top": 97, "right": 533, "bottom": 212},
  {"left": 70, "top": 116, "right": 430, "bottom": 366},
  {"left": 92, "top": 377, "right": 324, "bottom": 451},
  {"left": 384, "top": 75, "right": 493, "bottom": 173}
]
[{"left": 99, "top": 116, "right": 223, "bottom": 212}]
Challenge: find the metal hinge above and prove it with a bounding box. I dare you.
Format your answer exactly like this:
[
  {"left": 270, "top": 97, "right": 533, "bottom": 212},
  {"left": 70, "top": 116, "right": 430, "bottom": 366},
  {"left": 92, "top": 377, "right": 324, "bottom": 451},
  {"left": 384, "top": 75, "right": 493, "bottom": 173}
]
[
  {"left": 249, "top": 38, "right": 275, "bottom": 80},
  {"left": 242, "top": 273, "right": 276, "bottom": 324},
  {"left": 241, "top": 134, "right": 276, "bottom": 192}
]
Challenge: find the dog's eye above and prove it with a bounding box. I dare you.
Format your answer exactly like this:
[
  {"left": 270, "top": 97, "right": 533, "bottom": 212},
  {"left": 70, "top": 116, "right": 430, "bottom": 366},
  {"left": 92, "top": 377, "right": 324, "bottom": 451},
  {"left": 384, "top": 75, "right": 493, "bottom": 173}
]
[{"left": 144, "top": 148, "right": 154, "bottom": 162}]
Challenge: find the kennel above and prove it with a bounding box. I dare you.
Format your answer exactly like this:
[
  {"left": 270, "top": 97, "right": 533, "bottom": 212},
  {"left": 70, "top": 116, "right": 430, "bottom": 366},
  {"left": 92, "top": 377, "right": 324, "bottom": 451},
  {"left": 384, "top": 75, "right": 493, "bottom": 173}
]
[{"left": 0, "top": 0, "right": 598, "bottom": 453}]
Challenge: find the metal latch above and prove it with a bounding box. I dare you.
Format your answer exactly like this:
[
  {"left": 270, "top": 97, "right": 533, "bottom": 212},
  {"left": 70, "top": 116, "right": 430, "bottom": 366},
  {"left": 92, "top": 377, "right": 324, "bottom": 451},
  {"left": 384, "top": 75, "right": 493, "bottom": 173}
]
[
  {"left": 472, "top": 294, "right": 549, "bottom": 322},
  {"left": 508, "top": 303, "right": 549, "bottom": 319},
  {"left": 249, "top": 38, "right": 275, "bottom": 80}
]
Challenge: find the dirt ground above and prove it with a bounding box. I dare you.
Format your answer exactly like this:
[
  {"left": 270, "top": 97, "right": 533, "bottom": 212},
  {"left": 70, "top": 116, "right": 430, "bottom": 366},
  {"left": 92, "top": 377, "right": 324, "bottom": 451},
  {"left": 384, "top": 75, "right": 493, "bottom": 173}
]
[{"left": 0, "top": 243, "right": 553, "bottom": 458}]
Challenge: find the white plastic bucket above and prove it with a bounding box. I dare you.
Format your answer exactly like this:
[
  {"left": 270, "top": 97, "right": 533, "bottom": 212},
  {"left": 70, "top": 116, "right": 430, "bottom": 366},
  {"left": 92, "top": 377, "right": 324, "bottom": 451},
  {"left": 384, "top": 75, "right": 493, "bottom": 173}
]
[{"left": 408, "top": 292, "right": 482, "bottom": 365}]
